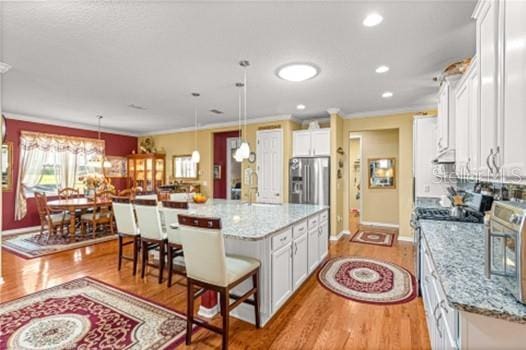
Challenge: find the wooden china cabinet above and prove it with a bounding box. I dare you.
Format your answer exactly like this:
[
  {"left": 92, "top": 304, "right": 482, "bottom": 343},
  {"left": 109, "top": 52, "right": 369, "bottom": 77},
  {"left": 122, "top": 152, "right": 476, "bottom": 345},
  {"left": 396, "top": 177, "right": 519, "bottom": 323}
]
[{"left": 126, "top": 153, "right": 166, "bottom": 191}]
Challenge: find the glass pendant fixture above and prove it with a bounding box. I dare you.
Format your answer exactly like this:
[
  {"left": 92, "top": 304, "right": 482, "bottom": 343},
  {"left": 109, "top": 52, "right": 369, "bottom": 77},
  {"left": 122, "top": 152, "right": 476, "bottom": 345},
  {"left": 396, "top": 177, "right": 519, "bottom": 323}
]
[
  {"left": 238, "top": 60, "right": 250, "bottom": 160},
  {"left": 88, "top": 115, "right": 111, "bottom": 168},
  {"left": 191, "top": 92, "right": 201, "bottom": 163},
  {"left": 234, "top": 82, "right": 244, "bottom": 162}
]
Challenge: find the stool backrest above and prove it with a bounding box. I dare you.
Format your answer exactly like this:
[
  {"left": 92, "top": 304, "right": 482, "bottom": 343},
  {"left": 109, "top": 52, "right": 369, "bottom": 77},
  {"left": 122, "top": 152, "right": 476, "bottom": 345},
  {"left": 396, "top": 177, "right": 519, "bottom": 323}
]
[
  {"left": 112, "top": 197, "right": 138, "bottom": 236},
  {"left": 162, "top": 201, "right": 189, "bottom": 245},
  {"left": 134, "top": 199, "right": 164, "bottom": 240},
  {"left": 169, "top": 192, "right": 192, "bottom": 202},
  {"left": 177, "top": 214, "right": 227, "bottom": 286},
  {"left": 135, "top": 191, "right": 158, "bottom": 201}
]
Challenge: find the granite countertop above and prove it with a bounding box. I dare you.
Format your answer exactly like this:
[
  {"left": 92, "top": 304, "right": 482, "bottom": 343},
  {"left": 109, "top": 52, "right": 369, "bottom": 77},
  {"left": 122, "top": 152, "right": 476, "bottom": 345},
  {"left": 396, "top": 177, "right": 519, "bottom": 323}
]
[
  {"left": 415, "top": 196, "right": 444, "bottom": 209},
  {"left": 419, "top": 219, "right": 526, "bottom": 324},
  {"left": 161, "top": 199, "right": 328, "bottom": 241}
]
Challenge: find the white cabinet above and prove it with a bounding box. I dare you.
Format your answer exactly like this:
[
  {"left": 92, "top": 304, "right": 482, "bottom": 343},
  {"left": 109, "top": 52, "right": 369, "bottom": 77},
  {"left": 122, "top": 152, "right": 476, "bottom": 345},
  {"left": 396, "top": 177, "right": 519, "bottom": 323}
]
[
  {"left": 500, "top": 0, "right": 526, "bottom": 179},
  {"left": 455, "top": 79, "right": 470, "bottom": 175},
  {"left": 318, "top": 220, "right": 329, "bottom": 261},
  {"left": 292, "top": 232, "right": 308, "bottom": 290},
  {"left": 292, "top": 129, "right": 330, "bottom": 157},
  {"left": 436, "top": 77, "right": 460, "bottom": 161},
  {"left": 271, "top": 242, "right": 292, "bottom": 312},
  {"left": 308, "top": 224, "right": 319, "bottom": 273}
]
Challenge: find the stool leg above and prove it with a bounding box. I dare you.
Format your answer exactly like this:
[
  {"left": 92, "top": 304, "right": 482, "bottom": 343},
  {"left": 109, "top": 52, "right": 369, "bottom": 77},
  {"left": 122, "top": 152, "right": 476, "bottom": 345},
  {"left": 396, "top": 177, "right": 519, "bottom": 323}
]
[
  {"left": 132, "top": 236, "right": 139, "bottom": 276},
  {"left": 253, "top": 269, "right": 261, "bottom": 329},
  {"left": 186, "top": 279, "right": 194, "bottom": 345},
  {"left": 220, "top": 288, "right": 230, "bottom": 350},
  {"left": 141, "top": 240, "right": 147, "bottom": 279},
  {"left": 167, "top": 245, "right": 173, "bottom": 287},
  {"left": 158, "top": 240, "right": 165, "bottom": 284},
  {"left": 117, "top": 235, "right": 123, "bottom": 271}
]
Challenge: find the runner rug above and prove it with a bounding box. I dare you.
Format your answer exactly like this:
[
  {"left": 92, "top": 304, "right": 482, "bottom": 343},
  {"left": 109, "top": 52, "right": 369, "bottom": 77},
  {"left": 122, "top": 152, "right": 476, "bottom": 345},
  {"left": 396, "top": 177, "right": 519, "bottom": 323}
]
[
  {"left": 0, "top": 277, "right": 193, "bottom": 349},
  {"left": 318, "top": 256, "right": 417, "bottom": 305}
]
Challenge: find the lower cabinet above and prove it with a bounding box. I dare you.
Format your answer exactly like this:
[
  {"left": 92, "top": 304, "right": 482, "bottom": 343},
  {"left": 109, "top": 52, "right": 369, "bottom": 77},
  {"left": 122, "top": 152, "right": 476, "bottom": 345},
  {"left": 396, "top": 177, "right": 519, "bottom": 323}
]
[
  {"left": 318, "top": 220, "right": 329, "bottom": 261},
  {"left": 271, "top": 242, "right": 292, "bottom": 313},
  {"left": 308, "top": 228, "right": 319, "bottom": 273},
  {"left": 292, "top": 233, "right": 308, "bottom": 290}
]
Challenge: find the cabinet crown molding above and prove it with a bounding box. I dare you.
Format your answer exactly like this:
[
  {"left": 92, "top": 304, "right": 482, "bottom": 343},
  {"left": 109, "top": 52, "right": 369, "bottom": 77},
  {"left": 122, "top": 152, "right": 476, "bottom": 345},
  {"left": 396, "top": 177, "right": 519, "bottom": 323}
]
[{"left": 326, "top": 108, "right": 341, "bottom": 115}]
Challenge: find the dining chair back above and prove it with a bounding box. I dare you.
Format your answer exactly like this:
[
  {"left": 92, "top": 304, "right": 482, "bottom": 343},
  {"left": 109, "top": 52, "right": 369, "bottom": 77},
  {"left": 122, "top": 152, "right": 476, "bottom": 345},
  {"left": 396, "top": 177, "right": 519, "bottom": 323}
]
[
  {"left": 58, "top": 187, "right": 80, "bottom": 200},
  {"left": 118, "top": 188, "right": 137, "bottom": 199},
  {"left": 134, "top": 199, "right": 164, "bottom": 240},
  {"left": 112, "top": 197, "right": 139, "bottom": 236},
  {"left": 34, "top": 192, "right": 67, "bottom": 238}
]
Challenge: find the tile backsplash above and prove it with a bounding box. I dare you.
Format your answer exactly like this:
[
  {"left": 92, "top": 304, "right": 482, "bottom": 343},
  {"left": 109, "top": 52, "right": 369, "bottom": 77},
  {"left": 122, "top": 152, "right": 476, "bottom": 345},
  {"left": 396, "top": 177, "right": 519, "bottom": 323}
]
[{"left": 458, "top": 180, "right": 526, "bottom": 201}]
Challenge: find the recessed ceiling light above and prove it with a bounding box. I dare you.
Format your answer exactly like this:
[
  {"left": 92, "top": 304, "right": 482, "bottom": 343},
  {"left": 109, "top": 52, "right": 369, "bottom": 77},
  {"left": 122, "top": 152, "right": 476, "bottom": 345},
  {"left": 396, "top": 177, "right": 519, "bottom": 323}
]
[
  {"left": 375, "top": 65, "right": 390, "bottom": 73},
  {"left": 382, "top": 91, "right": 393, "bottom": 98},
  {"left": 363, "top": 13, "right": 383, "bottom": 27},
  {"left": 296, "top": 104, "right": 306, "bottom": 110},
  {"left": 277, "top": 63, "right": 319, "bottom": 82}
]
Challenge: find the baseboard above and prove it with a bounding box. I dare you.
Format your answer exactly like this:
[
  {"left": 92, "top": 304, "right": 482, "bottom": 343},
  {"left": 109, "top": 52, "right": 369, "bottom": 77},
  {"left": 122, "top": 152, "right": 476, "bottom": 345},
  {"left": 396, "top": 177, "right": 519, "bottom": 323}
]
[
  {"left": 2, "top": 225, "right": 41, "bottom": 237},
  {"left": 198, "top": 304, "right": 220, "bottom": 319},
  {"left": 397, "top": 235, "right": 414, "bottom": 243},
  {"left": 360, "top": 221, "right": 399, "bottom": 229},
  {"left": 330, "top": 230, "right": 350, "bottom": 241}
]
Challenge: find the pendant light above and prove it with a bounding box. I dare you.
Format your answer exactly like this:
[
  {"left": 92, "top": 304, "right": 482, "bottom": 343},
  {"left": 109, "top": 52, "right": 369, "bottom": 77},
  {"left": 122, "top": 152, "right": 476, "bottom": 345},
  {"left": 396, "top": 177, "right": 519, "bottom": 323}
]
[
  {"left": 238, "top": 60, "right": 250, "bottom": 160},
  {"left": 234, "top": 82, "right": 244, "bottom": 162},
  {"left": 191, "top": 92, "right": 201, "bottom": 163},
  {"left": 89, "top": 115, "right": 112, "bottom": 169}
]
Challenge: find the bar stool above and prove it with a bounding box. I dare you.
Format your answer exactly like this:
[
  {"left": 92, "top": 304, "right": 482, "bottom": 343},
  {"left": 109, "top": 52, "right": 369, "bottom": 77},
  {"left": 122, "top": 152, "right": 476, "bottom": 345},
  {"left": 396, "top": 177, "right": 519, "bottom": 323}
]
[
  {"left": 112, "top": 197, "right": 141, "bottom": 275},
  {"left": 135, "top": 199, "right": 167, "bottom": 284},
  {"left": 177, "top": 214, "right": 261, "bottom": 350},
  {"left": 162, "top": 200, "right": 189, "bottom": 287}
]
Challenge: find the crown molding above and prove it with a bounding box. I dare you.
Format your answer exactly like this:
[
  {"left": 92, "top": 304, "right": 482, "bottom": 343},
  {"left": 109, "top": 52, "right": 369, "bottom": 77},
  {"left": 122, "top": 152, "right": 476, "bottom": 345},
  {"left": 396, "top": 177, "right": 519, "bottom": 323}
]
[
  {"left": 3, "top": 112, "right": 140, "bottom": 137},
  {"left": 0, "top": 62, "right": 12, "bottom": 74},
  {"left": 344, "top": 104, "right": 437, "bottom": 120},
  {"left": 142, "top": 113, "right": 297, "bottom": 136}
]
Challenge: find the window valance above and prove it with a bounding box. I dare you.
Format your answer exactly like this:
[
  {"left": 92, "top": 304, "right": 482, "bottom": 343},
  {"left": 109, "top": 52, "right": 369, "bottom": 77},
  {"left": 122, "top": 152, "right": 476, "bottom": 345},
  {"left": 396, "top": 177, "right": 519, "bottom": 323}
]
[{"left": 19, "top": 131, "right": 105, "bottom": 155}]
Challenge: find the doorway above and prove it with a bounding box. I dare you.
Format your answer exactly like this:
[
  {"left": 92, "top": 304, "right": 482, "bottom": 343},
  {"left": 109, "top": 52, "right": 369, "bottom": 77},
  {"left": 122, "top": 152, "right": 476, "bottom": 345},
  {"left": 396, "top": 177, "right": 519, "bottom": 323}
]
[
  {"left": 213, "top": 130, "right": 240, "bottom": 199},
  {"left": 256, "top": 128, "right": 283, "bottom": 204},
  {"left": 349, "top": 136, "right": 362, "bottom": 234}
]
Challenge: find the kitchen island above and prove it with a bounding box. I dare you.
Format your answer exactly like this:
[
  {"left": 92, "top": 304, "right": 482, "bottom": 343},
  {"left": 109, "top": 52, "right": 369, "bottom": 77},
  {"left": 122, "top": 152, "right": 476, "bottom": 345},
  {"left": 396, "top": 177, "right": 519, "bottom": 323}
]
[{"left": 163, "top": 200, "right": 329, "bottom": 326}]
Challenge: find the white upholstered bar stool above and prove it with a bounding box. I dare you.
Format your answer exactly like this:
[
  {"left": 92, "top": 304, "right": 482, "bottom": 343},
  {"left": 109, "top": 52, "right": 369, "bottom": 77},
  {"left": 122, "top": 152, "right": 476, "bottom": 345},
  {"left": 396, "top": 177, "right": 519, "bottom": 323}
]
[
  {"left": 134, "top": 199, "right": 167, "bottom": 284},
  {"left": 177, "top": 214, "right": 261, "bottom": 350},
  {"left": 135, "top": 191, "right": 159, "bottom": 201},
  {"left": 161, "top": 200, "right": 188, "bottom": 287},
  {"left": 169, "top": 192, "right": 193, "bottom": 202},
  {"left": 112, "top": 197, "right": 140, "bottom": 275}
]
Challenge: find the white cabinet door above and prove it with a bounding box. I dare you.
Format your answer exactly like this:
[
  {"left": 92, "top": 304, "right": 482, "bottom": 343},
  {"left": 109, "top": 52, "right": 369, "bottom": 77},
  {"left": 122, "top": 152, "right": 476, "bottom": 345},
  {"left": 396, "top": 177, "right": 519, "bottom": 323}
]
[
  {"left": 310, "top": 129, "right": 330, "bottom": 156},
  {"left": 318, "top": 221, "right": 329, "bottom": 261},
  {"left": 292, "top": 131, "right": 311, "bottom": 157},
  {"left": 292, "top": 234, "right": 308, "bottom": 290},
  {"left": 455, "top": 80, "right": 470, "bottom": 176},
  {"left": 437, "top": 84, "right": 449, "bottom": 154},
  {"left": 500, "top": 0, "right": 526, "bottom": 179},
  {"left": 257, "top": 129, "right": 283, "bottom": 203},
  {"left": 271, "top": 243, "right": 292, "bottom": 312},
  {"left": 467, "top": 62, "right": 481, "bottom": 175},
  {"left": 477, "top": 0, "right": 499, "bottom": 177},
  {"left": 308, "top": 227, "right": 319, "bottom": 273}
]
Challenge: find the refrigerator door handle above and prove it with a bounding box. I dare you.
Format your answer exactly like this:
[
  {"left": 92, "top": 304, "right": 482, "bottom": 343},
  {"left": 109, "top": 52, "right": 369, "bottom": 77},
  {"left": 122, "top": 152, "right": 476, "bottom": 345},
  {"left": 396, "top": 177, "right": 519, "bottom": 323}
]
[{"left": 305, "top": 164, "right": 309, "bottom": 203}]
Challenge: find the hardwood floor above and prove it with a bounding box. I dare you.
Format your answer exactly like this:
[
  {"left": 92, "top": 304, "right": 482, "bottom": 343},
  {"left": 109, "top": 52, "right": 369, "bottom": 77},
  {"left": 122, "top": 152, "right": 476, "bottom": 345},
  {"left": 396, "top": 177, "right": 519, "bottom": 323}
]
[{"left": 0, "top": 233, "right": 430, "bottom": 349}]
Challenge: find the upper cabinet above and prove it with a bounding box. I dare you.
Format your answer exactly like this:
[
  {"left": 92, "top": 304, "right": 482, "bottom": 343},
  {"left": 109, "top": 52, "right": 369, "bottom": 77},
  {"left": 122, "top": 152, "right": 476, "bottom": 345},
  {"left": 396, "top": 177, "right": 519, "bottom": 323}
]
[
  {"left": 292, "top": 128, "right": 330, "bottom": 157},
  {"left": 436, "top": 76, "right": 460, "bottom": 161}
]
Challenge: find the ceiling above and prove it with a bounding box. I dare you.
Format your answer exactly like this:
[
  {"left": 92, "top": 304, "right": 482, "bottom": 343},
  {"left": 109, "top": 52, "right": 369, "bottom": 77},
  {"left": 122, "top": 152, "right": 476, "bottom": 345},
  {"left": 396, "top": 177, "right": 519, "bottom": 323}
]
[{"left": 1, "top": 1, "right": 476, "bottom": 135}]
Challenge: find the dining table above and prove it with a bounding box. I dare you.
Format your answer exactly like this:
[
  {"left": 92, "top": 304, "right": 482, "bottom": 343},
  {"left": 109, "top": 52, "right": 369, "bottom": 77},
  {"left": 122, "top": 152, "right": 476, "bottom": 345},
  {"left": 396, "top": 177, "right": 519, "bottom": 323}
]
[{"left": 47, "top": 197, "right": 112, "bottom": 240}]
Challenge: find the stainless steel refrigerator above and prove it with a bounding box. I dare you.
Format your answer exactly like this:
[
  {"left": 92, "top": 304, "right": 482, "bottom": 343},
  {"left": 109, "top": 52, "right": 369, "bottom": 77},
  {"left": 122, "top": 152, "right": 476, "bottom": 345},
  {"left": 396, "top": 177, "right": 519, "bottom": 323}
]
[{"left": 289, "top": 157, "right": 330, "bottom": 206}]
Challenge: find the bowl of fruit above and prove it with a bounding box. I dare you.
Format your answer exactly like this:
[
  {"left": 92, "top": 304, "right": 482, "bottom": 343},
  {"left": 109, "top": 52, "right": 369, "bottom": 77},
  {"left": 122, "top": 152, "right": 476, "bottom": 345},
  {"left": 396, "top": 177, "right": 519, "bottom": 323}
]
[{"left": 192, "top": 193, "right": 208, "bottom": 204}]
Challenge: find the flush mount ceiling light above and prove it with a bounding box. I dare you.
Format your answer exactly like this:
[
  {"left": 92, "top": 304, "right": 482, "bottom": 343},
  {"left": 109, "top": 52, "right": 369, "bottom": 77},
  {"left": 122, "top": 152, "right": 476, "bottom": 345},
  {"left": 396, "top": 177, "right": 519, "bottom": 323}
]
[
  {"left": 382, "top": 91, "right": 394, "bottom": 98},
  {"left": 375, "top": 65, "right": 390, "bottom": 73},
  {"left": 363, "top": 13, "right": 383, "bottom": 27},
  {"left": 296, "top": 104, "right": 306, "bottom": 110},
  {"left": 277, "top": 63, "right": 319, "bottom": 82}
]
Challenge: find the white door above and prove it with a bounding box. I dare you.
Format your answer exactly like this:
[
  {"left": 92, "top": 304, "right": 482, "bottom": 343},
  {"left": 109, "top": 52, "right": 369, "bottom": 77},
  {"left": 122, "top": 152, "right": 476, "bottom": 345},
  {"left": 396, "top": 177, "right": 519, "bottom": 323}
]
[
  {"left": 501, "top": 0, "right": 526, "bottom": 179},
  {"left": 478, "top": 0, "right": 499, "bottom": 177},
  {"left": 257, "top": 129, "right": 283, "bottom": 203},
  {"left": 310, "top": 129, "right": 330, "bottom": 156},
  {"left": 455, "top": 80, "right": 470, "bottom": 175},
  {"left": 292, "top": 130, "right": 311, "bottom": 157},
  {"left": 307, "top": 227, "right": 319, "bottom": 273},
  {"left": 271, "top": 243, "right": 292, "bottom": 312},
  {"left": 318, "top": 221, "right": 329, "bottom": 261},
  {"left": 292, "top": 234, "right": 308, "bottom": 290}
]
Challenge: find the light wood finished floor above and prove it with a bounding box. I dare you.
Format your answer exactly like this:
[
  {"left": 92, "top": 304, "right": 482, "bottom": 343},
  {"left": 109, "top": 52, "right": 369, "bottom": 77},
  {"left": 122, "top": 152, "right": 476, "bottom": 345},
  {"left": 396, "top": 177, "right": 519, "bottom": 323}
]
[{"left": 0, "top": 232, "right": 430, "bottom": 349}]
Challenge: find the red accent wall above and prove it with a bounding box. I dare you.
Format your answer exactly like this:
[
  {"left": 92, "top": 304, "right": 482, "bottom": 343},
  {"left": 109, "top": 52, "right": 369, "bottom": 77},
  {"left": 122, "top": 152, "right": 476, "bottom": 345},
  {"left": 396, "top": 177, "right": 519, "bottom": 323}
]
[
  {"left": 213, "top": 130, "right": 239, "bottom": 199},
  {"left": 2, "top": 118, "right": 138, "bottom": 230}
]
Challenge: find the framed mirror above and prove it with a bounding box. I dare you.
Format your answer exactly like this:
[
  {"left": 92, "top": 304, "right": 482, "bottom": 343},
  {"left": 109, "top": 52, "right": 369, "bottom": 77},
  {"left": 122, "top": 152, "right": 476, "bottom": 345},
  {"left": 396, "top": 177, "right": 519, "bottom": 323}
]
[
  {"left": 2, "top": 142, "right": 13, "bottom": 191},
  {"left": 173, "top": 155, "right": 199, "bottom": 179},
  {"left": 368, "top": 158, "right": 396, "bottom": 189}
]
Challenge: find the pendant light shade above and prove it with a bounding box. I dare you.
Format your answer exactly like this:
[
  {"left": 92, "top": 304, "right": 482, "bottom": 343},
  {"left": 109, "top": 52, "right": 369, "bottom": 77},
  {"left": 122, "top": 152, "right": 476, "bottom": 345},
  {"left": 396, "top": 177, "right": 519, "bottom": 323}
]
[
  {"left": 238, "top": 141, "right": 250, "bottom": 159},
  {"left": 191, "top": 92, "right": 200, "bottom": 164},
  {"left": 233, "top": 148, "right": 243, "bottom": 162},
  {"left": 191, "top": 150, "right": 201, "bottom": 163},
  {"left": 239, "top": 60, "right": 250, "bottom": 160}
]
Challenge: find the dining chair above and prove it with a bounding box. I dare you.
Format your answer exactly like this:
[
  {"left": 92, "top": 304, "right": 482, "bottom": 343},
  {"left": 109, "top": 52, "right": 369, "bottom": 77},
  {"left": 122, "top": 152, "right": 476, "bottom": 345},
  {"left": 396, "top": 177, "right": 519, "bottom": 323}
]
[
  {"left": 162, "top": 200, "right": 189, "bottom": 287},
  {"left": 135, "top": 199, "right": 167, "bottom": 284},
  {"left": 34, "top": 192, "right": 70, "bottom": 241},
  {"left": 118, "top": 187, "right": 137, "bottom": 199},
  {"left": 80, "top": 190, "right": 114, "bottom": 238},
  {"left": 112, "top": 196, "right": 141, "bottom": 275},
  {"left": 58, "top": 187, "right": 81, "bottom": 199},
  {"left": 177, "top": 214, "right": 261, "bottom": 350}
]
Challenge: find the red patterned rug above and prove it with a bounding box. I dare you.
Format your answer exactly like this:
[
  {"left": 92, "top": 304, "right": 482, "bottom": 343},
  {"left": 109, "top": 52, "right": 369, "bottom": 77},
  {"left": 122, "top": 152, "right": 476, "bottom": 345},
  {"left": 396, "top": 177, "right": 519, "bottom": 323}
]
[
  {"left": 350, "top": 231, "right": 395, "bottom": 247},
  {"left": 318, "top": 257, "right": 416, "bottom": 305},
  {"left": 0, "top": 277, "right": 195, "bottom": 349}
]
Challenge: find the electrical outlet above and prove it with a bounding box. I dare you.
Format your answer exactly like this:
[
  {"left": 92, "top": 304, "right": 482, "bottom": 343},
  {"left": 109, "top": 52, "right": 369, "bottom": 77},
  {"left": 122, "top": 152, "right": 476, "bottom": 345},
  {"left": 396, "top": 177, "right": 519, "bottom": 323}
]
[{"left": 424, "top": 184, "right": 430, "bottom": 193}]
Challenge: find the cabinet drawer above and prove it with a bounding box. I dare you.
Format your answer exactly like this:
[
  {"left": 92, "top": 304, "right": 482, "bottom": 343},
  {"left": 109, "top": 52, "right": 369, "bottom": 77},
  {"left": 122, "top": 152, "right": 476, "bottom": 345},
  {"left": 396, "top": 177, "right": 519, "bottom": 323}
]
[
  {"left": 293, "top": 220, "right": 307, "bottom": 239},
  {"left": 308, "top": 215, "right": 319, "bottom": 230},
  {"left": 272, "top": 228, "right": 292, "bottom": 251},
  {"left": 320, "top": 210, "right": 328, "bottom": 222}
]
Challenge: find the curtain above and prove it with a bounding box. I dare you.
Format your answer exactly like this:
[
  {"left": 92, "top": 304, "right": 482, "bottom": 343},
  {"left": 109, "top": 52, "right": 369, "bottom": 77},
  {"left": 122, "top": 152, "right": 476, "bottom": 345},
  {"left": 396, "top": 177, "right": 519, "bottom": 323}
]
[{"left": 14, "top": 131, "right": 105, "bottom": 220}]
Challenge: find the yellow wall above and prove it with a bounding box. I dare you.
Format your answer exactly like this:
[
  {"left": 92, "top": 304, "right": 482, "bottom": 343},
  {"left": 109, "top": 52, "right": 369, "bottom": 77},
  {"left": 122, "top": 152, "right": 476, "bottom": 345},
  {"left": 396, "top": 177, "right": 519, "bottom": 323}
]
[
  {"left": 330, "top": 112, "right": 344, "bottom": 236},
  {"left": 349, "top": 138, "right": 361, "bottom": 210},
  {"left": 342, "top": 110, "right": 435, "bottom": 239},
  {"left": 139, "top": 119, "right": 300, "bottom": 201},
  {"left": 350, "top": 129, "right": 399, "bottom": 225}
]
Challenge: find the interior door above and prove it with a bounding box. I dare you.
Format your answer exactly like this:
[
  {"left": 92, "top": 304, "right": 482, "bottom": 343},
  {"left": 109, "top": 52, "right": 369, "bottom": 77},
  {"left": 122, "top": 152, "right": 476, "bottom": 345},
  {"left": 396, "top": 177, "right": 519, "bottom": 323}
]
[{"left": 257, "top": 129, "right": 283, "bottom": 203}]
